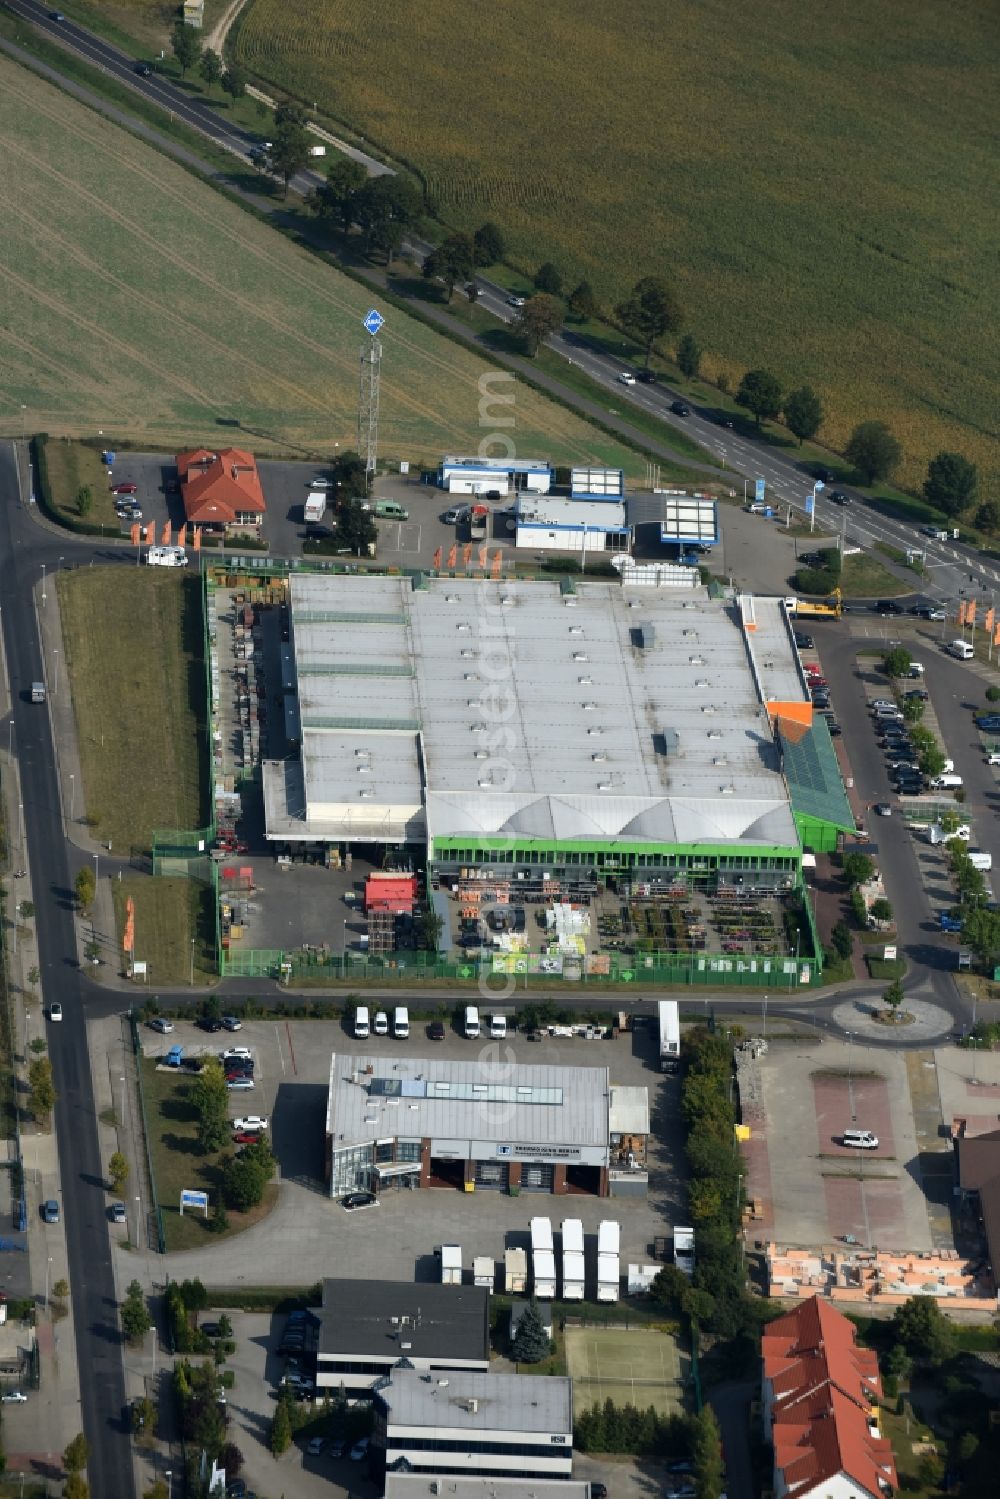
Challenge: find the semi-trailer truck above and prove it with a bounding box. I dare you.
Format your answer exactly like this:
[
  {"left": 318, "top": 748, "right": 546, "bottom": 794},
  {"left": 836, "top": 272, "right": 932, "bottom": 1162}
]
[
  {"left": 561, "top": 1218, "right": 585, "bottom": 1301},
  {"left": 657, "top": 999, "right": 680, "bottom": 1072}
]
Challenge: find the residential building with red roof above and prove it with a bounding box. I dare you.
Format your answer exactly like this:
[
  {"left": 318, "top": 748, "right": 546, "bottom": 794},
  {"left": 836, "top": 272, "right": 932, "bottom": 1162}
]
[
  {"left": 762, "top": 1296, "right": 897, "bottom": 1499},
  {"left": 176, "top": 448, "right": 266, "bottom": 533}
]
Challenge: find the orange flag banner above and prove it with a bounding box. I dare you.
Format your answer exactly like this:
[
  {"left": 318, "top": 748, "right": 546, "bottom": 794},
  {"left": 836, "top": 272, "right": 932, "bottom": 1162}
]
[
  {"left": 478, "top": 545, "right": 488, "bottom": 569},
  {"left": 462, "top": 543, "right": 473, "bottom": 568},
  {"left": 968, "top": 602, "right": 977, "bottom": 627},
  {"left": 161, "top": 520, "right": 171, "bottom": 546},
  {"left": 177, "top": 524, "right": 187, "bottom": 549},
  {"left": 193, "top": 526, "right": 202, "bottom": 551},
  {"left": 143, "top": 523, "right": 154, "bottom": 542},
  {"left": 491, "top": 550, "right": 503, "bottom": 578},
  {"left": 432, "top": 546, "right": 442, "bottom": 570},
  {"left": 130, "top": 522, "right": 141, "bottom": 546},
  {"left": 446, "top": 543, "right": 457, "bottom": 570},
  {"left": 985, "top": 607, "right": 995, "bottom": 634},
  {"left": 958, "top": 600, "right": 968, "bottom": 625},
  {"left": 994, "top": 622, "right": 1000, "bottom": 647}
]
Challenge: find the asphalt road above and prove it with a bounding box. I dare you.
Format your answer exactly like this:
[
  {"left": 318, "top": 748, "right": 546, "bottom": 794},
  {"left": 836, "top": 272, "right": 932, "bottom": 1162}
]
[
  {"left": 9, "top": 0, "right": 1000, "bottom": 616},
  {"left": 0, "top": 448, "right": 132, "bottom": 1498}
]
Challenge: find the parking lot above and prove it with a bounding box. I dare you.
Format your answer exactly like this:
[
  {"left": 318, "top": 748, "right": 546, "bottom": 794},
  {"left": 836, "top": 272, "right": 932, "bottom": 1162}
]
[{"left": 746, "top": 1036, "right": 934, "bottom": 1250}]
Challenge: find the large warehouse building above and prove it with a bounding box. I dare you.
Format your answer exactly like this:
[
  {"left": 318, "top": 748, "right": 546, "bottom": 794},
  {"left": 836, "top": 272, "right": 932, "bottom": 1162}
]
[
  {"left": 262, "top": 574, "right": 851, "bottom": 883},
  {"left": 325, "top": 1052, "right": 649, "bottom": 1198}
]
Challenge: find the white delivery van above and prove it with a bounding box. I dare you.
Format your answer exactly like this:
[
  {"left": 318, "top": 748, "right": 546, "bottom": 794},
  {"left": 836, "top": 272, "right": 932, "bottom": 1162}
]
[
  {"left": 464, "top": 1005, "right": 480, "bottom": 1039},
  {"left": 968, "top": 851, "right": 993, "bottom": 872},
  {"left": 842, "top": 1128, "right": 879, "bottom": 1149},
  {"left": 948, "top": 639, "right": 974, "bottom": 660},
  {"left": 930, "top": 774, "right": 963, "bottom": 790},
  {"left": 489, "top": 1013, "right": 507, "bottom": 1040},
  {"left": 374, "top": 1009, "right": 389, "bottom": 1036},
  {"left": 354, "top": 1005, "right": 370, "bottom": 1039},
  {"left": 394, "top": 1005, "right": 409, "bottom": 1039}
]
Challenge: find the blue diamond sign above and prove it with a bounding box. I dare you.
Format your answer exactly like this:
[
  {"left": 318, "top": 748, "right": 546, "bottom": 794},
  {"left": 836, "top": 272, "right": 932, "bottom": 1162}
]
[{"left": 363, "top": 307, "right": 385, "bottom": 337}]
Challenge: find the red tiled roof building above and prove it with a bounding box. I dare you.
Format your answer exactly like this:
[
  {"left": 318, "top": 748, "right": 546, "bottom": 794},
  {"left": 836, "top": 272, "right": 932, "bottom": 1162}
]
[
  {"left": 762, "top": 1297, "right": 897, "bottom": 1499},
  {"left": 176, "top": 448, "right": 266, "bottom": 530}
]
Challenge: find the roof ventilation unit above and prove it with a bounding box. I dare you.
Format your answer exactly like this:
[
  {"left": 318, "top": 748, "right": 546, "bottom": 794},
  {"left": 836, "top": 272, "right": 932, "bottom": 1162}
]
[
  {"left": 457, "top": 622, "right": 471, "bottom": 632},
  {"left": 582, "top": 701, "right": 597, "bottom": 710},
  {"left": 501, "top": 595, "right": 514, "bottom": 605},
  {"left": 707, "top": 729, "right": 722, "bottom": 740},
  {"left": 470, "top": 723, "right": 486, "bottom": 734},
  {"left": 694, "top": 679, "right": 710, "bottom": 689},
  {"left": 474, "top": 750, "right": 488, "bottom": 760},
  {"left": 564, "top": 597, "right": 577, "bottom": 607},
  {"left": 477, "top": 779, "right": 492, "bottom": 789},
  {"left": 598, "top": 781, "right": 613, "bottom": 791},
  {"left": 587, "top": 727, "right": 603, "bottom": 736},
  {"left": 578, "top": 675, "right": 592, "bottom": 685},
  {"left": 592, "top": 752, "right": 608, "bottom": 763},
  {"left": 569, "top": 625, "right": 584, "bottom": 635},
  {"left": 359, "top": 789, "right": 375, "bottom": 798},
  {"left": 445, "top": 594, "right": 460, "bottom": 603},
  {"left": 638, "top": 623, "right": 656, "bottom": 650},
  {"left": 460, "top": 649, "right": 474, "bottom": 659},
  {"left": 721, "top": 784, "right": 736, "bottom": 795},
  {"left": 689, "top": 654, "right": 704, "bottom": 665}
]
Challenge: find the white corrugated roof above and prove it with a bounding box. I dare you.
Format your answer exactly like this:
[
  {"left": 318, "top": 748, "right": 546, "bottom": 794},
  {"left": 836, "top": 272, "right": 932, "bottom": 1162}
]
[{"left": 280, "top": 575, "right": 798, "bottom": 847}]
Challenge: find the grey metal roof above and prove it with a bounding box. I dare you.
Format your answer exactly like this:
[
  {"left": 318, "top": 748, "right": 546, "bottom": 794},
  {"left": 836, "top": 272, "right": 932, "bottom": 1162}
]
[
  {"left": 609, "top": 1085, "right": 650, "bottom": 1134},
  {"left": 385, "top": 1478, "right": 590, "bottom": 1499},
  {"left": 741, "top": 594, "right": 810, "bottom": 706},
  {"left": 281, "top": 575, "right": 798, "bottom": 848},
  {"left": 376, "top": 1368, "right": 572, "bottom": 1434},
  {"left": 327, "top": 1053, "right": 609, "bottom": 1152},
  {"left": 318, "top": 1279, "right": 489, "bottom": 1362}
]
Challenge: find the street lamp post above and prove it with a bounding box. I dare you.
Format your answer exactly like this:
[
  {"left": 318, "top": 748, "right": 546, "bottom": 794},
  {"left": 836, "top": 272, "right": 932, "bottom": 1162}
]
[
  {"left": 45, "top": 1255, "right": 53, "bottom": 1309},
  {"left": 762, "top": 993, "right": 768, "bottom": 1042},
  {"left": 69, "top": 772, "right": 75, "bottom": 824},
  {"left": 190, "top": 937, "right": 196, "bottom": 986},
  {"left": 41, "top": 562, "right": 46, "bottom": 606},
  {"left": 166, "top": 1471, "right": 172, "bottom": 1499},
  {"left": 135, "top": 1194, "right": 142, "bottom": 1249},
  {"left": 119, "top": 1074, "right": 126, "bottom": 1130}
]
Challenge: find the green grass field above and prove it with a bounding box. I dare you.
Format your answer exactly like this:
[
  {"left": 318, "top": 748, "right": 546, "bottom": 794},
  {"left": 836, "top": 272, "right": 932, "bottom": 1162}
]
[
  {"left": 564, "top": 1324, "right": 684, "bottom": 1417},
  {"left": 0, "top": 53, "right": 643, "bottom": 471},
  {"left": 139, "top": 1054, "right": 277, "bottom": 1250},
  {"left": 231, "top": 0, "right": 999, "bottom": 496},
  {"left": 112, "top": 876, "right": 216, "bottom": 987},
  {"left": 58, "top": 568, "right": 206, "bottom": 851}
]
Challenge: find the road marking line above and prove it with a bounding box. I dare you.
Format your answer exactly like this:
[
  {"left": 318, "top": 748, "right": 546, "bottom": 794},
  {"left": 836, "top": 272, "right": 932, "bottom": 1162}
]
[{"left": 284, "top": 1021, "right": 297, "bottom": 1075}]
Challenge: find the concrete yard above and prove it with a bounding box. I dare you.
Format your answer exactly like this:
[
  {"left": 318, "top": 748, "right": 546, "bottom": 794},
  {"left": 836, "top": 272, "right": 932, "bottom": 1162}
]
[
  {"left": 126, "top": 1016, "right": 687, "bottom": 1288},
  {"left": 749, "top": 1037, "right": 934, "bottom": 1251}
]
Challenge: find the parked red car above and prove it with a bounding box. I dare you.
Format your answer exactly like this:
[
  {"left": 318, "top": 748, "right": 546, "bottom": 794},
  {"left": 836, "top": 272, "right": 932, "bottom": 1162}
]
[{"left": 111, "top": 482, "right": 138, "bottom": 495}]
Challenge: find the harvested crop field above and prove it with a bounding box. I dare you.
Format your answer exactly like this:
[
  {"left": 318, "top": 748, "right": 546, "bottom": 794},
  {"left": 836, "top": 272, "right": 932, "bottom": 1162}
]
[
  {"left": 0, "top": 54, "right": 638, "bottom": 470},
  {"left": 234, "top": 0, "right": 999, "bottom": 493}
]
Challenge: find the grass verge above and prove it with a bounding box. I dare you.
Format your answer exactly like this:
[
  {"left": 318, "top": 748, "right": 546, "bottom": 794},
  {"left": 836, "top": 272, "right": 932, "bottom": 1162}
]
[
  {"left": 112, "top": 877, "right": 216, "bottom": 987},
  {"left": 140, "top": 1054, "right": 277, "bottom": 1251},
  {"left": 840, "top": 552, "right": 914, "bottom": 598},
  {"left": 40, "top": 436, "right": 122, "bottom": 532},
  {"left": 58, "top": 568, "right": 206, "bottom": 852}
]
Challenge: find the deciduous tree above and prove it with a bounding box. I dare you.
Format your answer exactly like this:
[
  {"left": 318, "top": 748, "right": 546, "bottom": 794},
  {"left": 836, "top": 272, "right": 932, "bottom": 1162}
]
[
  {"left": 199, "top": 48, "right": 223, "bottom": 92},
  {"left": 221, "top": 64, "right": 247, "bottom": 103},
  {"left": 533, "top": 261, "right": 563, "bottom": 296},
  {"left": 63, "top": 1433, "right": 90, "bottom": 1474},
  {"left": 567, "top": 280, "right": 597, "bottom": 320},
  {"left": 783, "top": 384, "right": 823, "bottom": 444},
  {"left": 514, "top": 294, "right": 563, "bottom": 356},
  {"left": 271, "top": 1395, "right": 292, "bottom": 1454},
  {"left": 842, "top": 852, "right": 875, "bottom": 887},
  {"left": 882, "top": 647, "right": 912, "bottom": 677},
  {"left": 923, "top": 451, "right": 977, "bottom": 517},
  {"left": 269, "top": 117, "right": 311, "bottom": 198},
  {"left": 170, "top": 21, "right": 201, "bottom": 77},
  {"left": 615, "top": 276, "right": 682, "bottom": 366},
  {"left": 75, "top": 865, "right": 96, "bottom": 911},
  {"left": 28, "top": 1056, "right": 56, "bottom": 1120},
  {"left": 423, "top": 233, "right": 474, "bottom": 301},
  {"left": 845, "top": 420, "right": 901, "bottom": 485},
  {"left": 883, "top": 978, "right": 904, "bottom": 1018},
  {"left": 121, "top": 1280, "right": 152, "bottom": 1343},
  {"left": 76, "top": 485, "right": 92, "bottom": 517},
  {"left": 974, "top": 499, "right": 1000, "bottom": 533},
  {"left": 472, "top": 222, "right": 505, "bottom": 266},
  {"left": 354, "top": 176, "right": 423, "bottom": 260},
  {"left": 109, "top": 1150, "right": 129, "bottom": 1192},
  {"left": 676, "top": 332, "right": 701, "bottom": 378},
  {"left": 736, "top": 367, "right": 783, "bottom": 427},
  {"left": 311, "top": 157, "right": 367, "bottom": 231},
  {"left": 691, "top": 1405, "right": 725, "bottom": 1499}
]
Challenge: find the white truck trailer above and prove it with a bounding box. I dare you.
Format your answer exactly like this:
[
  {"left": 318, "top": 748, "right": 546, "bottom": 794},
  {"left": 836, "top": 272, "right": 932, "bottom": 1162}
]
[
  {"left": 504, "top": 1247, "right": 528, "bottom": 1294},
  {"left": 530, "top": 1216, "right": 554, "bottom": 1254},
  {"left": 561, "top": 1218, "right": 585, "bottom": 1301},
  {"left": 673, "top": 1225, "right": 695, "bottom": 1277},
  {"left": 532, "top": 1249, "right": 557, "bottom": 1300},
  {"left": 304, "top": 490, "right": 328, "bottom": 523},
  {"left": 657, "top": 999, "right": 680, "bottom": 1073},
  {"left": 473, "top": 1255, "right": 495, "bottom": 1289},
  {"left": 596, "top": 1218, "right": 621, "bottom": 1302},
  {"left": 439, "top": 1244, "right": 462, "bottom": 1285}
]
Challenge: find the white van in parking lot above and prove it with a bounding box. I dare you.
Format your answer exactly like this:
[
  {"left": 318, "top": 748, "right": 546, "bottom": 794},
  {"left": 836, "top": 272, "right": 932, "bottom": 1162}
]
[
  {"left": 394, "top": 1006, "right": 409, "bottom": 1039},
  {"left": 489, "top": 1013, "right": 507, "bottom": 1039},
  {"left": 354, "top": 1005, "right": 370, "bottom": 1039},
  {"left": 464, "top": 1005, "right": 480, "bottom": 1039},
  {"left": 842, "top": 1128, "right": 878, "bottom": 1149}
]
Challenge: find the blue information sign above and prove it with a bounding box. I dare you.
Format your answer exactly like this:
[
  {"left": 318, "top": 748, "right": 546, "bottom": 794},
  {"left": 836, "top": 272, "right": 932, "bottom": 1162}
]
[{"left": 363, "top": 308, "right": 385, "bottom": 336}]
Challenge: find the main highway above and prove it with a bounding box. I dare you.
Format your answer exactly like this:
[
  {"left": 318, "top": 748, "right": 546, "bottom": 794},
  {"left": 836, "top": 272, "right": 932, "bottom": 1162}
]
[{"left": 0, "top": 447, "right": 132, "bottom": 1497}]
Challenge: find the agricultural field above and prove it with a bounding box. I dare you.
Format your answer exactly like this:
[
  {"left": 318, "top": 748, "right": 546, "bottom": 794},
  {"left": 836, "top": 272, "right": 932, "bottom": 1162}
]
[
  {"left": 232, "top": 0, "right": 999, "bottom": 495},
  {"left": 0, "top": 54, "right": 640, "bottom": 471}
]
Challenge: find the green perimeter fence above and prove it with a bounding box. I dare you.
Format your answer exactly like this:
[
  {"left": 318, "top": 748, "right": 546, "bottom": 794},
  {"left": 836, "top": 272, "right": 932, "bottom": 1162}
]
[{"left": 220, "top": 944, "right": 820, "bottom": 988}]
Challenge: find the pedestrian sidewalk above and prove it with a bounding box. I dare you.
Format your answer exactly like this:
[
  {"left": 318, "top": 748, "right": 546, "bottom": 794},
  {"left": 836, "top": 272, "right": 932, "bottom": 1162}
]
[{"left": 87, "top": 1011, "right": 170, "bottom": 1497}]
